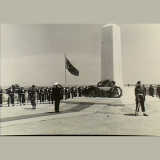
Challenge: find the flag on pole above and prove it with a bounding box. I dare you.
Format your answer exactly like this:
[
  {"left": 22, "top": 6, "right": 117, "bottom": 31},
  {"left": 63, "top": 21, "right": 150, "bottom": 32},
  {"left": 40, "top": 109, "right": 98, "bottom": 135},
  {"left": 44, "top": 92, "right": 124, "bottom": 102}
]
[{"left": 66, "top": 58, "right": 79, "bottom": 76}]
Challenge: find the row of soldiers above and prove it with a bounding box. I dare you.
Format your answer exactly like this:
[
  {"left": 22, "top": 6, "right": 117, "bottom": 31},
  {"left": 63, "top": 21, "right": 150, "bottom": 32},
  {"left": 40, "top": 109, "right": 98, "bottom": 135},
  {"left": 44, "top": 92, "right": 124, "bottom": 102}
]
[
  {"left": 0, "top": 85, "right": 86, "bottom": 107},
  {"left": 142, "top": 85, "right": 160, "bottom": 98}
]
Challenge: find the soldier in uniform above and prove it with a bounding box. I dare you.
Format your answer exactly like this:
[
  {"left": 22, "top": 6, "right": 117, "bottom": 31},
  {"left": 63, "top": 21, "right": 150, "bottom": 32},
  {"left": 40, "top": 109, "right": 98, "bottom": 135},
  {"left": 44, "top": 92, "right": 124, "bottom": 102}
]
[
  {"left": 156, "top": 85, "right": 160, "bottom": 98},
  {"left": 30, "top": 85, "right": 36, "bottom": 109},
  {"left": 36, "top": 87, "right": 41, "bottom": 102},
  {"left": 19, "top": 86, "right": 26, "bottom": 105},
  {"left": 71, "top": 87, "right": 76, "bottom": 98},
  {"left": 28, "top": 88, "right": 32, "bottom": 103},
  {"left": 45, "top": 87, "right": 49, "bottom": 102},
  {"left": 143, "top": 85, "right": 147, "bottom": 96},
  {"left": 65, "top": 86, "right": 70, "bottom": 100},
  {"left": 48, "top": 87, "right": 53, "bottom": 103},
  {"left": 8, "top": 86, "right": 15, "bottom": 107},
  {"left": 78, "top": 85, "right": 83, "bottom": 97},
  {"left": 83, "top": 85, "right": 89, "bottom": 97},
  {"left": 0, "top": 86, "right": 3, "bottom": 107},
  {"left": 135, "top": 81, "right": 148, "bottom": 116},
  {"left": 40, "top": 87, "right": 45, "bottom": 104},
  {"left": 148, "top": 85, "right": 154, "bottom": 97},
  {"left": 52, "top": 82, "right": 63, "bottom": 112}
]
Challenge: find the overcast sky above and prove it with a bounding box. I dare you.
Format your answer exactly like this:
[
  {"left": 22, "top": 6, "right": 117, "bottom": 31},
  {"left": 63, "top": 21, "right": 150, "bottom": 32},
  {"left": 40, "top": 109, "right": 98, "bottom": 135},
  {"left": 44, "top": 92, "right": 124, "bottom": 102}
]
[{"left": 1, "top": 24, "right": 160, "bottom": 86}]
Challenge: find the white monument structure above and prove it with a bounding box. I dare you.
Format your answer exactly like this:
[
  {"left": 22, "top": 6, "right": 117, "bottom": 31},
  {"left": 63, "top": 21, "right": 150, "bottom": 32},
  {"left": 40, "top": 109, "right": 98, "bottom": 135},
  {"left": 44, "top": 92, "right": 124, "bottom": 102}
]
[{"left": 101, "top": 24, "right": 124, "bottom": 87}]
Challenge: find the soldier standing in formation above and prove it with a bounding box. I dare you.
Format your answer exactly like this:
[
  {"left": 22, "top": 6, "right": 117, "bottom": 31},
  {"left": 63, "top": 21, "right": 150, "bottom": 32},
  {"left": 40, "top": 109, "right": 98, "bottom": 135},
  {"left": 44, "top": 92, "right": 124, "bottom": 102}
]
[
  {"left": 30, "top": 85, "right": 36, "bottom": 109},
  {"left": 78, "top": 85, "right": 83, "bottom": 97},
  {"left": 0, "top": 86, "right": 2, "bottom": 107},
  {"left": 19, "top": 86, "right": 26, "bottom": 105},
  {"left": 45, "top": 87, "right": 49, "bottom": 102},
  {"left": 40, "top": 87, "right": 45, "bottom": 104},
  {"left": 28, "top": 88, "right": 32, "bottom": 103},
  {"left": 8, "top": 86, "right": 15, "bottom": 107},
  {"left": 71, "top": 87, "right": 77, "bottom": 98},
  {"left": 65, "top": 86, "right": 70, "bottom": 100},
  {"left": 36, "top": 87, "right": 41, "bottom": 102},
  {"left": 49, "top": 87, "right": 53, "bottom": 103},
  {"left": 156, "top": 85, "right": 160, "bottom": 98},
  {"left": 135, "top": 81, "right": 148, "bottom": 116},
  {"left": 148, "top": 85, "right": 154, "bottom": 97},
  {"left": 143, "top": 85, "right": 147, "bottom": 96}
]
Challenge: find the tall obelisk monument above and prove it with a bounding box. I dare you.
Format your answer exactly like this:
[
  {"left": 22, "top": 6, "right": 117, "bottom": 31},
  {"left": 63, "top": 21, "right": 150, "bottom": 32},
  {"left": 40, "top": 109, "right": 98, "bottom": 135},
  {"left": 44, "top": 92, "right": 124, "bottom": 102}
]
[{"left": 101, "top": 24, "right": 124, "bottom": 87}]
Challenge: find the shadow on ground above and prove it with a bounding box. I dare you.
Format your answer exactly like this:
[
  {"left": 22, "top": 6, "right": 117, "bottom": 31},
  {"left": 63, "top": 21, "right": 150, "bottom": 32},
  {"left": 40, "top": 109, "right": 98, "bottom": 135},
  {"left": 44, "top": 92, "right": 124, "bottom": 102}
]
[{"left": 124, "top": 113, "right": 135, "bottom": 116}]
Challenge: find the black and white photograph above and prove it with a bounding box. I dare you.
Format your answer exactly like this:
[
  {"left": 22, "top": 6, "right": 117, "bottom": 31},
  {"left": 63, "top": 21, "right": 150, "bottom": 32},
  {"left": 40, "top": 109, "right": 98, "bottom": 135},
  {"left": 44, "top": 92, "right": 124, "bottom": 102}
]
[{"left": 1, "top": 23, "right": 160, "bottom": 135}]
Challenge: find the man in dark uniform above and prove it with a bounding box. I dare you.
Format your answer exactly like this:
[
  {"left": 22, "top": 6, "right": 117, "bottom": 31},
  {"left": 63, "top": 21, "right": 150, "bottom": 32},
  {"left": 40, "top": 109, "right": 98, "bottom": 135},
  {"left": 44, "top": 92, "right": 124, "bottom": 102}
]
[
  {"left": 19, "top": 86, "right": 26, "bottom": 105},
  {"left": 36, "top": 87, "right": 41, "bottom": 102},
  {"left": 135, "top": 81, "right": 148, "bottom": 116},
  {"left": 143, "top": 85, "right": 147, "bottom": 96},
  {"left": 78, "top": 85, "right": 83, "bottom": 97},
  {"left": 8, "top": 86, "right": 15, "bottom": 107},
  {"left": 28, "top": 88, "right": 32, "bottom": 103},
  {"left": 0, "top": 86, "right": 3, "bottom": 107},
  {"left": 52, "top": 82, "right": 63, "bottom": 112},
  {"left": 45, "top": 87, "right": 49, "bottom": 102},
  {"left": 156, "top": 85, "right": 160, "bottom": 98},
  {"left": 65, "top": 86, "right": 70, "bottom": 100},
  {"left": 31, "top": 85, "right": 36, "bottom": 109},
  {"left": 48, "top": 87, "right": 53, "bottom": 103},
  {"left": 71, "top": 87, "right": 76, "bottom": 98},
  {"left": 148, "top": 85, "right": 154, "bottom": 97},
  {"left": 40, "top": 87, "right": 45, "bottom": 104}
]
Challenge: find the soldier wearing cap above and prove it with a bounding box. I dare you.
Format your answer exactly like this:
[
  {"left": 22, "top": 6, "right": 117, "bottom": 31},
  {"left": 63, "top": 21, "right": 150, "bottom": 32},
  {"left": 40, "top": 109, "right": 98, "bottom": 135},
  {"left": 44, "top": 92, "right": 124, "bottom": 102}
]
[
  {"left": 8, "top": 86, "right": 15, "bottom": 107},
  {"left": 28, "top": 87, "right": 32, "bottom": 103},
  {"left": 19, "top": 86, "right": 26, "bottom": 105},
  {"left": 65, "top": 86, "right": 70, "bottom": 100},
  {"left": 52, "top": 82, "right": 63, "bottom": 112},
  {"left": 0, "top": 86, "right": 3, "bottom": 107},
  {"left": 135, "top": 81, "right": 148, "bottom": 116},
  {"left": 148, "top": 85, "right": 154, "bottom": 97},
  {"left": 71, "top": 87, "right": 77, "bottom": 98},
  {"left": 48, "top": 87, "right": 53, "bottom": 103},
  {"left": 78, "top": 85, "right": 83, "bottom": 97},
  {"left": 156, "top": 85, "right": 160, "bottom": 98},
  {"left": 40, "top": 87, "right": 45, "bottom": 104},
  {"left": 31, "top": 85, "right": 36, "bottom": 109},
  {"left": 45, "top": 87, "right": 49, "bottom": 102},
  {"left": 36, "top": 87, "right": 41, "bottom": 102}
]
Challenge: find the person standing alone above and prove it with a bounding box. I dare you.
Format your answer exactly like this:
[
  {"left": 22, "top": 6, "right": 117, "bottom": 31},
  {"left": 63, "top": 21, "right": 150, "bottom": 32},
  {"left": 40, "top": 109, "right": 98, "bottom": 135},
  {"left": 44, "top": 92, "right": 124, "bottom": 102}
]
[
  {"left": 52, "top": 82, "right": 63, "bottom": 113},
  {"left": 135, "top": 81, "right": 148, "bottom": 116}
]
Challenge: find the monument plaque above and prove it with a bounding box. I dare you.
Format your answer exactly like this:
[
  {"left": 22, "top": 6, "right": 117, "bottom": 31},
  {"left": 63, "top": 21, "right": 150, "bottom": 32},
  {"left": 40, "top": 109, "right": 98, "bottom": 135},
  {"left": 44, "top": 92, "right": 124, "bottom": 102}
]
[{"left": 101, "top": 24, "right": 124, "bottom": 87}]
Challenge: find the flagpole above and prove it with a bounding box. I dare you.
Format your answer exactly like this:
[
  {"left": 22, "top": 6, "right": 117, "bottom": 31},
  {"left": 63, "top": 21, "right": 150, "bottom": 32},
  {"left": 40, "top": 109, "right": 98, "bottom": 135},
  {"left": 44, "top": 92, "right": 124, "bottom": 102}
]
[{"left": 65, "top": 53, "right": 67, "bottom": 86}]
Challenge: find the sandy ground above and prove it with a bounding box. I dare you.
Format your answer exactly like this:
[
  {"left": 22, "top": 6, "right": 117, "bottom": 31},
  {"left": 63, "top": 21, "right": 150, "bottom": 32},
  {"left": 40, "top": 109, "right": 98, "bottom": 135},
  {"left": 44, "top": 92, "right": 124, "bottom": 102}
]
[{"left": 1, "top": 101, "right": 160, "bottom": 136}]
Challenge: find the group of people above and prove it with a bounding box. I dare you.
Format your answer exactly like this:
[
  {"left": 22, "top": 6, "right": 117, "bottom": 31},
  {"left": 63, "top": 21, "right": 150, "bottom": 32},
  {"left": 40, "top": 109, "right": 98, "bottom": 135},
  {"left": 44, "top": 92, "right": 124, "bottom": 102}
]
[
  {"left": 134, "top": 82, "right": 160, "bottom": 116},
  {"left": 0, "top": 82, "right": 159, "bottom": 115},
  {"left": 139, "top": 84, "right": 160, "bottom": 98},
  {"left": 0, "top": 83, "right": 87, "bottom": 111}
]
